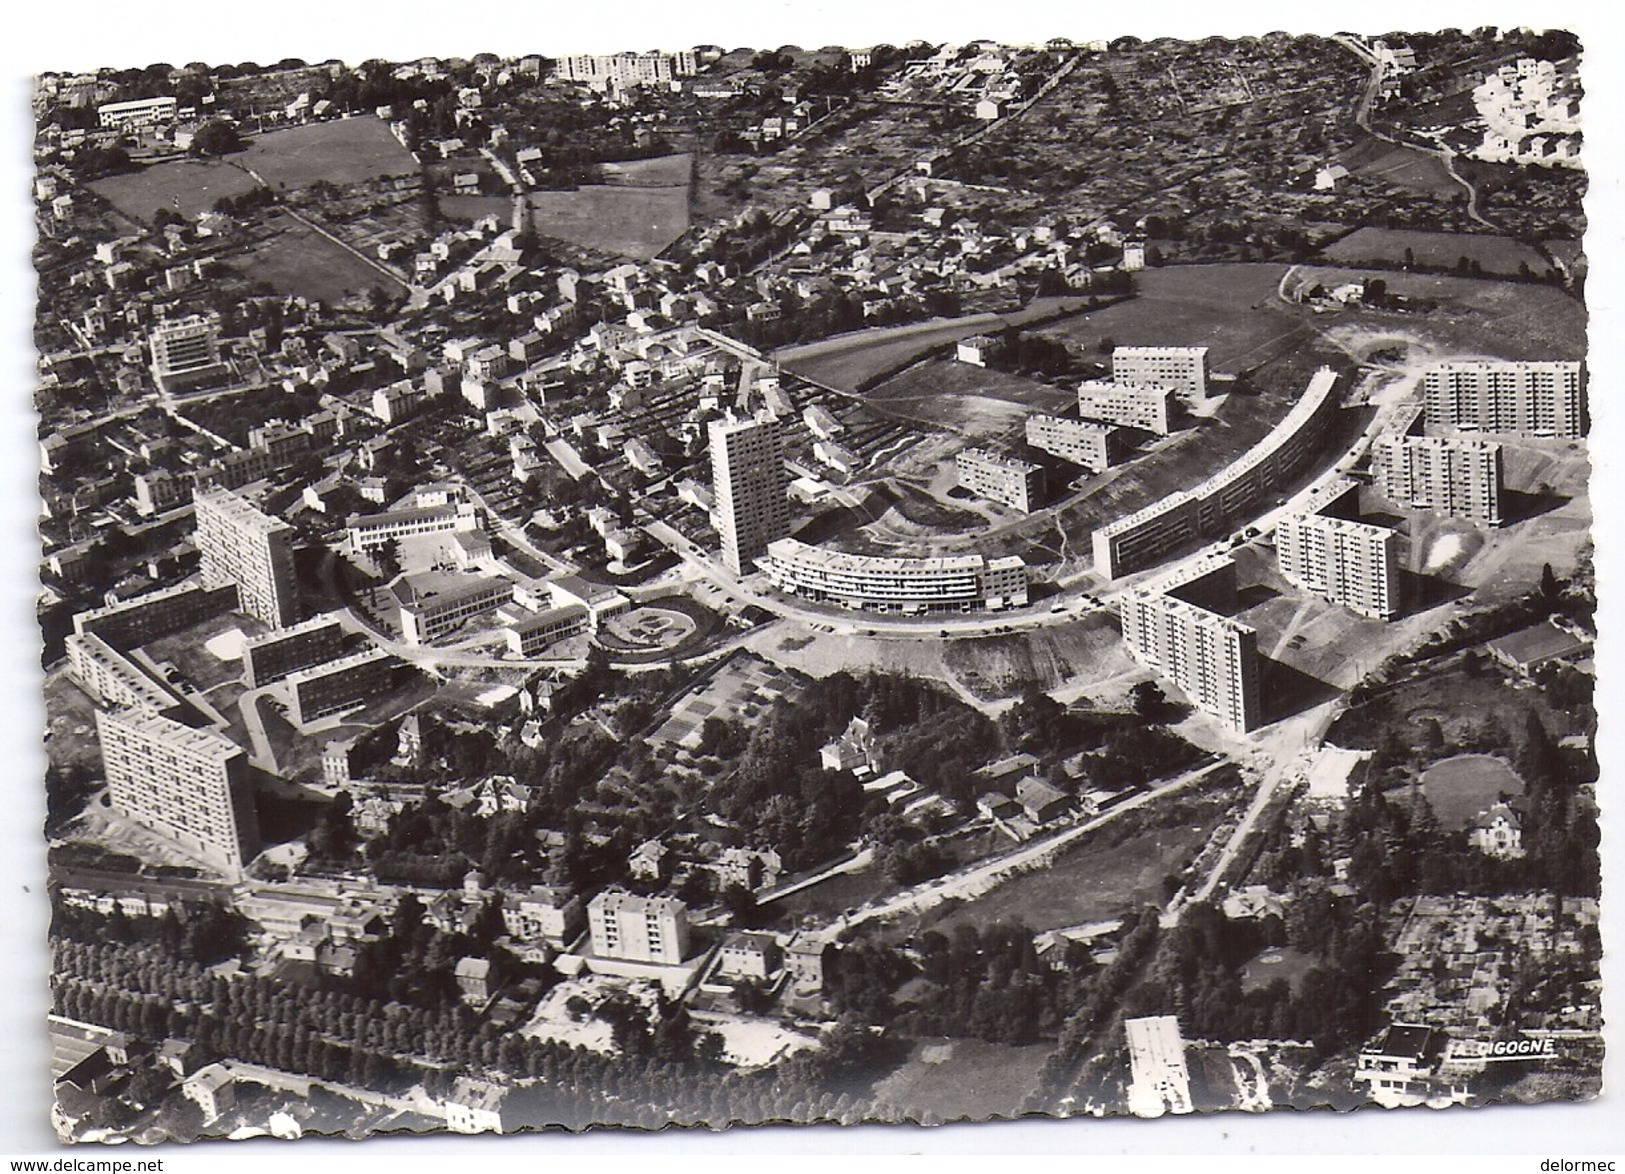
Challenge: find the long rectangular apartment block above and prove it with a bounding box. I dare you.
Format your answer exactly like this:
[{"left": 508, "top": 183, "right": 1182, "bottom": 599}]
[
  {"left": 1025, "top": 415, "right": 1125, "bottom": 472},
  {"left": 1119, "top": 557, "right": 1261, "bottom": 733},
  {"left": 1371, "top": 408, "right": 1503, "bottom": 525},
  {"left": 1112, "top": 346, "right": 1209, "bottom": 402},
  {"left": 1092, "top": 367, "right": 1341, "bottom": 579},
  {"left": 284, "top": 648, "right": 407, "bottom": 726},
  {"left": 241, "top": 615, "right": 347, "bottom": 688},
  {"left": 1077, "top": 379, "right": 1174, "bottom": 435},
  {"left": 763, "top": 538, "right": 1028, "bottom": 614},
  {"left": 955, "top": 447, "right": 1042, "bottom": 512},
  {"left": 1421, "top": 360, "right": 1585, "bottom": 438}
]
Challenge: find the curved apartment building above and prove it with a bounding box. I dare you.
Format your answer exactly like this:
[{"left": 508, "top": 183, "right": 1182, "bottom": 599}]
[{"left": 762, "top": 538, "right": 1028, "bottom": 614}]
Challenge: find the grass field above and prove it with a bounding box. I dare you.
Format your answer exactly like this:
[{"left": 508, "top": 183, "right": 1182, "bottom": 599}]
[
  {"left": 232, "top": 211, "right": 402, "bottom": 302},
  {"left": 1321, "top": 228, "right": 1555, "bottom": 278},
  {"left": 1416, "top": 754, "right": 1526, "bottom": 830},
  {"left": 776, "top": 297, "right": 1098, "bottom": 391},
  {"left": 1336, "top": 134, "right": 1460, "bottom": 199},
  {"left": 864, "top": 359, "right": 1075, "bottom": 438},
  {"left": 597, "top": 153, "right": 693, "bottom": 187},
  {"left": 237, "top": 117, "right": 418, "bottom": 189},
  {"left": 442, "top": 183, "right": 691, "bottom": 259},
  {"left": 90, "top": 158, "right": 261, "bottom": 222},
  {"left": 1240, "top": 946, "right": 1318, "bottom": 993},
  {"left": 869, "top": 1036, "right": 1053, "bottom": 1122}
]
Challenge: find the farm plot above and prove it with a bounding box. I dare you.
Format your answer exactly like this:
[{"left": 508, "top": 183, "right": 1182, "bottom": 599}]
[
  {"left": 90, "top": 158, "right": 261, "bottom": 222},
  {"left": 1320, "top": 227, "right": 1556, "bottom": 278},
  {"left": 229, "top": 211, "right": 403, "bottom": 302},
  {"left": 236, "top": 116, "right": 418, "bottom": 189}
]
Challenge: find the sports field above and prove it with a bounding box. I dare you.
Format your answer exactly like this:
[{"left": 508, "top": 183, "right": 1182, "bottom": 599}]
[
  {"left": 237, "top": 116, "right": 419, "bottom": 189},
  {"left": 442, "top": 182, "right": 691, "bottom": 259},
  {"left": 90, "top": 158, "right": 261, "bottom": 222}
]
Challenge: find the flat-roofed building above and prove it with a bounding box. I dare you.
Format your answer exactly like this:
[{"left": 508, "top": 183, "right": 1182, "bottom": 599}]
[
  {"left": 1372, "top": 426, "right": 1503, "bottom": 525},
  {"left": 395, "top": 571, "right": 514, "bottom": 644},
  {"left": 241, "top": 615, "right": 346, "bottom": 688},
  {"left": 194, "top": 487, "right": 300, "bottom": 628},
  {"left": 98, "top": 95, "right": 178, "bottom": 129},
  {"left": 1120, "top": 556, "right": 1261, "bottom": 733},
  {"left": 95, "top": 707, "right": 258, "bottom": 875},
  {"left": 1422, "top": 360, "right": 1585, "bottom": 438},
  {"left": 72, "top": 582, "right": 236, "bottom": 649},
  {"left": 709, "top": 412, "right": 790, "bottom": 574},
  {"left": 346, "top": 501, "right": 485, "bottom": 554},
  {"left": 1277, "top": 511, "right": 1399, "bottom": 621},
  {"left": 150, "top": 315, "right": 231, "bottom": 395},
  {"left": 284, "top": 648, "right": 406, "bottom": 726},
  {"left": 502, "top": 885, "right": 584, "bottom": 947},
  {"left": 66, "top": 633, "right": 183, "bottom": 715},
  {"left": 1124, "top": 1016, "right": 1194, "bottom": 1117},
  {"left": 1025, "top": 414, "right": 1125, "bottom": 472},
  {"left": 762, "top": 538, "right": 1028, "bottom": 614},
  {"left": 1076, "top": 380, "right": 1174, "bottom": 435},
  {"left": 503, "top": 604, "right": 590, "bottom": 656},
  {"left": 955, "top": 447, "right": 1041, "bottom": 512},
  {"left": 587, "top": 890, "right": 691, "bottom": 964},
  {"left": 1113, "top": 346, "right": 1209, "bottom": 402}
]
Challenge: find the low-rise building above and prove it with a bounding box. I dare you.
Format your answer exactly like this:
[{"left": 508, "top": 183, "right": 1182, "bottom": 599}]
[{"left": 395, "top": 571, "right": 514, "bottom": 644}]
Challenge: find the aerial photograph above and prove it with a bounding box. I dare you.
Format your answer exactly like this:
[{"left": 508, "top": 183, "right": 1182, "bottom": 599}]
[{"left": 29, "top": 22, "right": 1599, "bottom": 1146}]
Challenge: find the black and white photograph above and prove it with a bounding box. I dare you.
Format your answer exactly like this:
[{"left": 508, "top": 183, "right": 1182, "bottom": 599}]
[{"left": 16, "top": 4, "right": 1616, "bottom": 1155}]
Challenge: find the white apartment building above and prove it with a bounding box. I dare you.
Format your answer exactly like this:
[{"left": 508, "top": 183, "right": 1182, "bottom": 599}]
[
  {"left": 762, "top": 538, "right": 1028, "bottom": 614},
  {"left": 194, "top": 487, "right": 300, "bottom": 628},
  {"left": 1422, "top": 360, "right": 1585, "bottom": 438},
  {"left": 1120, "top": 588, "right": 1261, "bottom": 733},
  {"left": 95, "top": 707, "right": 259, "bottom": 875},
  {"left": 955, "top": 447, "right": 1041, "bottom": 512},
  {"left": 1276, "top": 509, "right": 1399, "bottom": 621},
  {"left": 1025, "top": 414, "right": 1124, "bottom": 472},
  {"left": 709, "top": 413, "right": 790, "bottom": 574},
  {"left": 1112, "top": 346, "right": 1209, "bottom": 402},
  {"left": 1077, "top": 379, "right": 1174, "bottom": 435},
  {"left": 1372, "top": 429, "right": 1503, "bottom": 526},
  {"left": 150, "top": 315, "right": 231, "bottom": 394},
  {"left": 587, "top": 890, "right": 691, "bottom": 965},
  {"left": 98, "top": 95, "right": 178, "bottom": 130}
]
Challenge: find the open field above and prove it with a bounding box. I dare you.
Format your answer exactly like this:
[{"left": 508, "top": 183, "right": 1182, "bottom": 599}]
[
  {"left": 869, "top": 1037, "right": 1053, "bottom": 1122},
  {"left": 1327, "top": 653, "right": 1585, "bottom": 754},
  {"left": 1320, "top": 228, "right": 1555, "bottom": 278},
  {"left": 1240, "top": 946, "right": 1318, "bottom": 994},
  {"left": 44, "top": 669, "right": 104, "bottom": 773},
  {"left": 864, "top": 359, "right": 1075, "bottom": 438},
  {"left": 597, "top": 153, "right": 694, "bottom": 187},
  {"left": 238, "top": 117, "right": 418, "bottom": 189},
  {"left": 776, "top": 296, "right": 1098, "bottom": 391},
  {"left": 1414, "top": 753, "right": 1525, "bottom": 830},
  {"left": 90, "top": 158, "right": 261, "bottom": 222},
  {"left": 231, "top": 211, "right": 402, "bottom": 302},
  {"left": 1033, "top": 263, "right": 1327, "bottom": 379},
  {"left": 445, "top": 183, "right": 690, "bottom": 259},
  {"left": 873, "top": 784, "right": 1240, "bottom": 941},
  {"left": 1335, "top": 134, "right": 1460, "bottom": 199}
]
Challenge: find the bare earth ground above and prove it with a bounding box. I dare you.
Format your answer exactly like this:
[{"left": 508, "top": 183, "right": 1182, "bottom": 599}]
[{"left": 869, "top": 1037, "right": 1053, "bottom": 1123}]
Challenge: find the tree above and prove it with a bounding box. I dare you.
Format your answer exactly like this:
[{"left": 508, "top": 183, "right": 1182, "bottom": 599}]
[
  {"left": 189, "top": 120, "right": 243, "bottom": 157},
  {"left": 1540, "top": 562, "right": 1561, "bottom": 607}
]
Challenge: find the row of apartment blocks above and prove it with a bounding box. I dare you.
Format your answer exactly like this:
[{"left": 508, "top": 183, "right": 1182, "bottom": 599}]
[
  {"left": 761, "top": 538, "right": 1029, "bottom": 614},
  {"left": 1119, "top": 556, "right": 1261, "bottom": 733},
  {"left": 1422, "top": 360, "right": 1585, "bottom": 439},
  {"left": 1371, "top": 405, "right": 1504, "bottom": 526},
  {"left": 955, "top": 447, "right": 1042, "bottom": 512},
  {"left": 1093, "top": 367, "right": 1343, "bottom": 579},
  {"left": 1276, "top": 478, "right": 1400, "bottom": 622}
]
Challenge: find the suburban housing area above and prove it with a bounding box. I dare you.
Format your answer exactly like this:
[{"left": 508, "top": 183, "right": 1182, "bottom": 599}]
[{"left": 33, "top": 26, "right": 1597, "bottom": 1144}]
